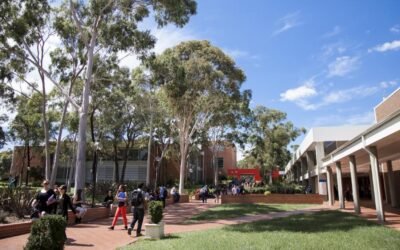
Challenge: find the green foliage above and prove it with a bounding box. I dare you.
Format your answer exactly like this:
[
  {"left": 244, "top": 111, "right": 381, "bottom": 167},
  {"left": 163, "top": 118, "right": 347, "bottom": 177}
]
[
  {"left": 245, "top": 106, "right": 306, "bottom": 174},
  {"left": 0, "top": 186, "right": 36, "bottom": 218},
  {"left": 0, "top": 151, "right": 12, "bottom": 179},
  {"left": 148, "top": 201, "right": 163, "bottom": 224},
  {"left": 125, "top": 211, "right": 400, "bottom": 250},
  {"left": 24, "top": 215, "right": 67, "bottom": 250},
  {"left": 243, "top": 183, "right": 305, "bottom": 194}
]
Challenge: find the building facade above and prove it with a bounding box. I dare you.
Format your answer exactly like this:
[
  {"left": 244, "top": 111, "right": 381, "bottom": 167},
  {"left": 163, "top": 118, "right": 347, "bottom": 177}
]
[
  {"left": 322, "top": 88, "right": 400, "bottom": 222},
  {"left": 285, "top": 126, "right": 370, "bottom": 195},
  {"left": 9, "top": 141, "right": 238, "bottom": 187}
]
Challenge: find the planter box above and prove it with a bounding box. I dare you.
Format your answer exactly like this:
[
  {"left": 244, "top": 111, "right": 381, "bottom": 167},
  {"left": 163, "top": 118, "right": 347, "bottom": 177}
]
[
  {"left": 0, "top": 221, "right": 32, "bottom": 239},
  {"left": 220, "top": 194, "right": 324, "bottom": 204},
  {"left": 145, "top": 222, "right": 164, "bottom": 239},
  {"left": 0, "top": 206, "right": 113, "bottom": 239},
  {"left": 166, "top": 194, "right": 189, "bottom": 206}
]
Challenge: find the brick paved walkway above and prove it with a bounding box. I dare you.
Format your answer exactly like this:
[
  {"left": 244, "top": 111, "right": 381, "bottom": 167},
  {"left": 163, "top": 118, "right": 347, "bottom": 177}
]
[
  {"left": 323, "top": 200, "right": 400, "bottom": 230},
  {"left": 2, "top": 200, "right": 399, "bottom": 250}
]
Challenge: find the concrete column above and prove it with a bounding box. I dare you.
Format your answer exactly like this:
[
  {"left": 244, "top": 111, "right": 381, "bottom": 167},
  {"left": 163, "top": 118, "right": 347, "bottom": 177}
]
[
  {"left": 301, "top": 157, "right": 308, "bottom": 185},
  {"left": 367, "top": 146, "right": 385, "bottom": 222},
  {"left": 381, "top": 163, "right": 390, "bottom": 204},
  {"left": 387, "top": 160, "right": 399, "bottom": 207},
  {"left": 349, "top": 155, "right": 360, "bottom": 214},
  {"left": 369, "top": 167, "right": 375, "bottom": 203},
  {"left": 326, "top": 166, "right": 334, "bottom": 206},
  {"left": 336, "top": 161, "right": 345, "bottom": 209},
  {"left": 306, "top": 151, "right": 316, "bottom": 193},
  {"left": 315, "top": 142, "right": 325, "bottom": 194}
]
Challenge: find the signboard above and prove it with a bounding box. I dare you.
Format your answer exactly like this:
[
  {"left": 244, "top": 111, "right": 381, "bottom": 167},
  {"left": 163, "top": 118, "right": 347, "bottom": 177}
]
[{"left": 319, "top": 179, "right": 327, "bottom": 195}]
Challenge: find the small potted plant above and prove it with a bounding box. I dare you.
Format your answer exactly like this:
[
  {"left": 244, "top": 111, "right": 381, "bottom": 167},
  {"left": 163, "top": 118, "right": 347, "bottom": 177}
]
[{"left": 145, "top": 201, "right": 164, "bottom": 239}]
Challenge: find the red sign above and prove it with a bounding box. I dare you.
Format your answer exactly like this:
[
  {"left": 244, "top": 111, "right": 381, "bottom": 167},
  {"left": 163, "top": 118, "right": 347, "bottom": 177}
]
[{"left": 227, "top": 168, "right": 262, "bottom": 182}]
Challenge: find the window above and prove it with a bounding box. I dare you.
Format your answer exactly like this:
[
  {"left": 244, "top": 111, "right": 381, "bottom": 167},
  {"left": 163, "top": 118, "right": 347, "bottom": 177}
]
[{"left": 217, "top": 158, "right": 224, "bottom": 169}]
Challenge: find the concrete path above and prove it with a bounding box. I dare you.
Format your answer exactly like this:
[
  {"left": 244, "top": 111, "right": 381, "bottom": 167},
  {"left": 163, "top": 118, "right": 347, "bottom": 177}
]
[{"left": 0, "top": 201, "right": 322, "bottom": 250}]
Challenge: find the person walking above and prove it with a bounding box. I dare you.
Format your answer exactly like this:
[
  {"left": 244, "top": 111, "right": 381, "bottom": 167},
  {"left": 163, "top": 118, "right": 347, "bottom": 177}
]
[
  {"left": 109, "top": 185, "right": 128, "bottom": 230},
  {"left": 128, "top": 183, "right": 146, "bottom": 237},
  {"left": 56, "top": 185, "right": 76, "bottom": 222},
  {"left": 32, "top": 180, "right": 56, "bottom": 218}
]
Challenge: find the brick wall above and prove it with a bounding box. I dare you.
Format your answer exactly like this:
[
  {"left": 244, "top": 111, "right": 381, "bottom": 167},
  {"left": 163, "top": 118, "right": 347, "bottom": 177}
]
[
  {"left": 221, "top": 194, "right": 324, "bottom": 204},
  {"left": 375, "top": 88, "right": 400, "bottom": 123}
]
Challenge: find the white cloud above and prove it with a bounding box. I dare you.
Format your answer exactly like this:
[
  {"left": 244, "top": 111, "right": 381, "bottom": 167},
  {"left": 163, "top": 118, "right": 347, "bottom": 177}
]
[
  {"left": 323, "top": 86, "right": 379, "bottom": 104},
  {"left": 390, "top": 24, "right": 400, "bottom": 34},
  {"left": 272, "top": 11, "right": 302, "bottom": 36},
  {"left": 119, "top": 25, "right": 196, "bottom": 69},
  {"left": 313, "top": 111, "right": 374, "bottom": 126},
  {"left": 369, "top": 40, "right": 400, "bottom": 52},
  {"left": 281, "top": 78, "right": 391, "bottom": 111},
  {"left": 327, "top": 56, "right": 359, "bottom": 77},
  {"left": 323, "top": 26, "right": 341, "bottom": 38},
  {"left": 223, "top": 49, "right": 249, "bottom": 60},
  {"left": 280, "top": 80, "right": 317, "bottom": 102},
  {"left": 379, "top": 80, "right": 398, "bottom": 88},
  {"left": 321, "top": 43, "right": 346, "bottom": 59}
]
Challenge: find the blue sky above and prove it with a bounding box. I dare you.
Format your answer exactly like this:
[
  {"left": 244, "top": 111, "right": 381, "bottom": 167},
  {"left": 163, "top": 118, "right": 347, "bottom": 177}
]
[
  {"left": 2, "top": 1, "right": 400, "bottom": 151},
  {"left": 163, "top": 0, "right": 400, "bottom": 133}
]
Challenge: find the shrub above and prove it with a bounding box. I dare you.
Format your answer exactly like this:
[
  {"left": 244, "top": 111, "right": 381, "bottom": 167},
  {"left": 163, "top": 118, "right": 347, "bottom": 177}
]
[
  {"left": 264, "top": 191, "right": 271, "bottom": 196},
  {"left": 0, "top": 186, "right": 36, "bottom": 218},
  {"left": 24, "top": 215, "right": 67, "bottom": 250},
  {"left": 148, "top": 201, "right": 163, "bottom": 224},
  {"left": 0, "top": 210, "right": 9, "bottom": 223}
]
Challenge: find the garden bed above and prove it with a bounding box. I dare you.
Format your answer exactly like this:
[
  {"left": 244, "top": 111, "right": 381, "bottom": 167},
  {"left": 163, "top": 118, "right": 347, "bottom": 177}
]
[{"left": 220, "top": 194, "right": 324, "bottom": 204}]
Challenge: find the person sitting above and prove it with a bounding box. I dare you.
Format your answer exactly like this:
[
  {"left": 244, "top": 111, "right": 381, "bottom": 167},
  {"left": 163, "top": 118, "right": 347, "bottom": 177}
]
[
  {"left": 103, "top": 190, "right": 114, "bottom": 208},
  {"left": 170, "top": 186, "right": 180, "bottom": 203},
  {"left": 73, "top": 189, "right": 87, "bottom": 224}
]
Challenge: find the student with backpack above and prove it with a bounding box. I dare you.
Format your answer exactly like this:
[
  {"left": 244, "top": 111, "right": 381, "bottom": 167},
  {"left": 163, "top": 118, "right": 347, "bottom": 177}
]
[
  {"left": 128, "top": 183, "right": 146, "bottom": 237},
  {"left": 108, "top": 185, "right": 128, "bottom": 230},
  {"left": 159, "top": 185, "right": 168, "bottom": 208}
]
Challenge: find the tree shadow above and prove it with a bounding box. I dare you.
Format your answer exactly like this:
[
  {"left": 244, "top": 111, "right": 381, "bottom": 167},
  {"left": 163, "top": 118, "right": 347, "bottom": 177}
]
[
  {"left": 223, "top": 211, "right": 377, "bottom": 234},
  {"left": 188, "top": 203, "right": 288, "bottom": 222},
  {"left": 65, "top": 238, "right": 94, "bottom": 247}
]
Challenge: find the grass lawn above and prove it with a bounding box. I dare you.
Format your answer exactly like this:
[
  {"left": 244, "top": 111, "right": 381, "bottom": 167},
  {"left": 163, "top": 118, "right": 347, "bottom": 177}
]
[
  {"left": 122, "top": 211, "right": 400, "bottom": 250},
  {"left": 188, "top": 203, "right": 312, "bottom": 221}
]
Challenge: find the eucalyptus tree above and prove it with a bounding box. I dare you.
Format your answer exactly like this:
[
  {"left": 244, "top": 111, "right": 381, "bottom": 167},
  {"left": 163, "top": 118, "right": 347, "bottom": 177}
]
[
  {"left": 10, "top": 93, "right": 58, "bottom": 182},
  {"left": 0, "top": 0, "right": 56, "bottom": 180},
  {"left": 56, "top": 0, "right": 196, "bottom": 194},
  {"left": 151, "top": 40, "right": 249, "bottom": 193},
  {"left": 247, "top": 106, "right": 306, "bottom": 183}
]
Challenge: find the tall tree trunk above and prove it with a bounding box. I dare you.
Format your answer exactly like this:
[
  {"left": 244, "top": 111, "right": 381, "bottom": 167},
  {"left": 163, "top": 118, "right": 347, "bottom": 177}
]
[
  {"left": 154, "top": 159, "right": 161, "bottom": 190},
  {"left": 49, "top": 81, "right": 74, "bottom": 186},
  {"left": 67, "top": 134, "right": 77, "bottom": 191},
  {"left": 146, "top": 105, "right": 153, "bottom": 186},
  {"left": 213, "top": 155, "right": 218, "bottom": 186},
  {"left": 90, "top": 109, "right": 97, "bottom": 207},
  {"left": 40, "top": 72, "right": 51, "bottom": 181},
  {"left": 120, "top": 139, "right": 133, "bottom": 183},
  {"left": 113, "top": 142, "right": 120, "bottom": 184},
  {"left": 178, "top": 133, "right": 189, "bottom": 194},
  {"left": 74, "top": 31, "right": 98, "bottom": 197}
]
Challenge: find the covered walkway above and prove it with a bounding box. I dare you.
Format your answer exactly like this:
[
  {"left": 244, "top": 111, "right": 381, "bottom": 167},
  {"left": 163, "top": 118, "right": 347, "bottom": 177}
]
[{"left": 322, "top": 91, "right": 400, "bottom": 222}]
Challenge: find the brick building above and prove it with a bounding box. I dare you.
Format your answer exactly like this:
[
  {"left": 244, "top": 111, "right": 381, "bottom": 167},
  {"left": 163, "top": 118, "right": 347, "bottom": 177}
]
[{"left": 9, "top": 141, "right": 238, "bottom": 187}]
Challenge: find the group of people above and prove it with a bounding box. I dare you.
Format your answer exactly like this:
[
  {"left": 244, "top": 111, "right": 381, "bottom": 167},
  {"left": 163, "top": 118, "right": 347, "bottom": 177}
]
[
  {"left": 31, "top": 180, "right": 87, "bottom": 224},
  {"left": 108, "top": 184, "right": 180, "bottom": 237}
]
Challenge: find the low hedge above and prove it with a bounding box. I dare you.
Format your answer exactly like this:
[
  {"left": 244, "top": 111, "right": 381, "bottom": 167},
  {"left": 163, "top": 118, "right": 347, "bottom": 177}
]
[
  {"left": 25, "top": 215, "right": 67, "bottom": 250},
  {"left": 244, "top": 183, "right": 305, "bottom": 195}
]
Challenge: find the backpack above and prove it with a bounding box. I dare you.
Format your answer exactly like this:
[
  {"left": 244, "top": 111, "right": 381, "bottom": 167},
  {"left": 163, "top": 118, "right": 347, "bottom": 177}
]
[
  {"left": 131, "top": 190, "right": 143, "bottom": 207},
  {"left": 160, "top": 187, "right": 167, "bottom": 199}
]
